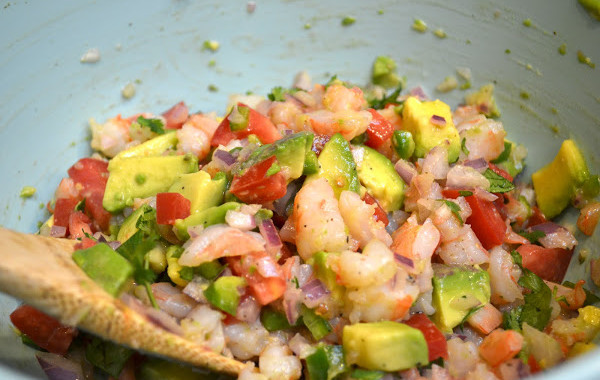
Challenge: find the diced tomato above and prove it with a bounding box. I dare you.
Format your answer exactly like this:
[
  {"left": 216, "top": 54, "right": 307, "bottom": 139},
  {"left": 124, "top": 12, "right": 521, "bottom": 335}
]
[
  {"left": 528, "top": 354, "right": 542, "bottom": 374},
  {"left": 156, "top": 193, "right": 191, "bottom": 225},
  {"left": 67, "top": 158, "right": 112, "bottom": 231},
  {"left": 10, "top": 305, "right": 76, "bottom": 355},
  {"left": 365, "top": 109, "right": 394, "bottom": 149},
  {"left": 74, "top": 236, "right": 98, "bottom": 250},
  {"left": 230, "top": 156, "right": 287, "bottom": 204},
  {"left": 53, "top": 197, "right": 81, "bottom": 228},
  {"left": 404, "top": 313, "right": 448, "bottom": 362},
  {"left": 67, "top": 158, "right": 109, "bottom": 192},
  {"left": 488, "top": 162, "right": 513, "bottom": 182},
  {"left": 527, "top": 206, "right": 548, "bottom": 227},
  {"left": 443, "top": 189, "right": 506, "bottom": 249},
  {"left": 577, "top": 202, "right": 600, "bottom": 236},
  {"left": 69, "top": 211, "right": 93, "bottom": 239},
  {"left": 362, "top": 193, "right": 389, "bottom": 226},
  {"left": 211, "top": 103, "right": 281, "bottom": 146},
  {"left": 227, "top": 252, "right": 286, "bottom": 306},
  {"left": 516, "top": 244, "right": 573, "bottom": 283},
  {"left": 478, "top": 329, "right": 523, "bottom": 367},
  {"left": 162, "top": 101, "right": 189, "bottom": 130}
]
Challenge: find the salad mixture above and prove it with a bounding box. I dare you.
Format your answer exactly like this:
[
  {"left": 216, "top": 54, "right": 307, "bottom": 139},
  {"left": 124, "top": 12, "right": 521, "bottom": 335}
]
[{"left": 9, "top": 57, "right": 600, "bottom": 380}]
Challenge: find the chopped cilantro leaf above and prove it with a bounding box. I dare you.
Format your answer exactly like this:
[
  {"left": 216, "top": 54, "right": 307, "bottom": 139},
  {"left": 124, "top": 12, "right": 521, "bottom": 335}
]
[
  {"left": 517, "top": 229, "right": 546, "bottom": 244},
  {"left": 268, "top": 86, "right": 298, "bottom": 101},
  {"left": 491, "top": 141, "right": 512, "bottom": 164},
  {"left": 439, "top": 199, "right": 463, "bottom": 224},
  {"left": 458, "top": 190, "right": 473, "bottom": 197},
  {"left": 75, "top": 198, "right": 86, "bottom": 212},
  {"left": 461, "top": 137, "right": 470, "bottom": 155},
  {"left": 484, "top": 168, "right": 515, "bottom": 193},
  {"left": 136, "top": 116, "right": 165, "bottom": 135},
  {"left": 368, "top": 83, "right": 403, "bottom": 110},
  {"left": 266, "top": 162, "right": 281, "bottom": 177}
]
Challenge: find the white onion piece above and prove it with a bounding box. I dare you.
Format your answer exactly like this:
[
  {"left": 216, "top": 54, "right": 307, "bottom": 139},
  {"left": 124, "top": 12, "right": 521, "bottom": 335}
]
[
  {"left": 531, "top": 222, "right": 578, "bottom": 250},
  {"left": 225, "top": 210, "right": 256, "bottom": 231},
  {"left": 288, "top": 333, "right": 315, "bottom": 359},
  {"left": 182, "top": 276, "right": 210, "bottom": 303},
  {"left": 395, "top": 159, "right": 418, "bottom": 184},
  {"left": 152, "top": 282, "right": 198, "bottom": 319},
  {"left": 236, "top": 295, "right": 261, "bottom": 324},
  {"left": 473, "top": 187, "right": 498, "bottom": 202},
  {"left": 422, "top": 146, "right": 449, "bottom": 180},
  {"left": 120, "top": 294, "right": 183, "bottom": 335},
  {"left": 446, "top": 165, "right": 490, "bottom": 190}
]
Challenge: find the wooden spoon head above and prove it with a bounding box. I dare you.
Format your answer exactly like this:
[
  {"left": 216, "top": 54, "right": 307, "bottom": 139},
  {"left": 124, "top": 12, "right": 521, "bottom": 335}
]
[{"left": 0, "top": 228, "right": 244, "bottom": 376}]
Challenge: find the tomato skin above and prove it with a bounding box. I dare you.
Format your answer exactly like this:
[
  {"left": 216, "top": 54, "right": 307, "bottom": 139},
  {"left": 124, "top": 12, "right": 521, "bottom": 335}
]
[
  {"left": 488, "top": 162, "right": 513, "bottom": 182},
  {"left": 443, "top": 189, "right": 506, "bottom": 250},
  {"left": 156, "top": 193, "right": 191, "bottom": 225},
  {"left": 69, "top": 211, "right": 93, "bottom": 239},
  {"left": 162, "top": 101, "right": 189, "bottom": 129},
  {"left": 404, "top": 313, "right": 448, "bottom": 362},
  {"left": 230, "top": 156, "right": 287, "bottom": 204},
  {"left": 227, "top": 252, "right": 286, "bottom": 306},
  {"left": 10, "top": 305, "right": 76, "bottom": 355},
  {"left": 365, "top": 109, "right": 394, "bottom": 149},
  {"left": 362, "top": 192, "right": 389, "bottom": 226},
  {"left": 516, "top": 244, "right": 573, "bottom": 283},
  {"left": 211, "top": 103, "right": 281, "bottom": 146},
  {"left": 67, "top": 158, "right": 112, "bottom": 231},
  {"left": 53, "top": 197, "right": 81, "bottom": 228}
]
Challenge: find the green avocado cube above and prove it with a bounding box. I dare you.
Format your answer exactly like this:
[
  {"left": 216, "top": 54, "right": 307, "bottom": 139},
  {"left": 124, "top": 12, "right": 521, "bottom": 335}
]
[
  {"left": 432, "top": 264, "right": 491, "bottom": 332},
  {"left": 203, "top": 276, "right": 247, "bottom": 315},
  {"left": 306, "top": 133, "right": 360, "bottom": 199},
  {"left": 355, "top": 145, "right": 405, "bottom": 212},
  {"left": 72, "top": 243, "right": 134, "bottom": 296},
  {"left": 168, "top": 170, "right": 226, "bottom": 215},
  {"left": 532, "top": 139, "right": 590, "bottom": 219},
  {"left": 112, "top": 132, "right": 178, "bottom": 160},
  {"left": 103, "top": 154, "right": 198, "bottom": 212},
  {"left": 173, "top": 202, "right": 241, "bottom": 241},
  {"left": 343, "top": 321, "right": 428, "bottom": 371},
  {"left": 116, "top": 204, "right": 153, "bottom": 243}
]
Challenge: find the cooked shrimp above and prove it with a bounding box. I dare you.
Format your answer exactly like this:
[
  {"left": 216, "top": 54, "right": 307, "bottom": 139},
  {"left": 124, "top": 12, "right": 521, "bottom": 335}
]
[
  {"left": 90, "top": 115, "right": 132, "bottom": 157},
  {"left": 296, "top": 109, "right": 372, "bottom": 141},
  {"left": 258, "top": 341, "right": 302, "bottom": 380},
  {"left": 180, "top": 304, "right": 225, "bottom": 353},
  {"left": 293, "top": 178, "right": 354, "bottom": 260},
  {"left": 338, "top": 190, "right": 392, "bottom": 248},
  {"left": 322, "top": 84, "right": 366, "bottom": 112},
  {"left": 344, "top": 269, "right": 419, "bottom": 323},
  {"left": 223, "top": 320, "right": 270, "bottom": 361},
  {"left": 335, "top": 239, "right": 396, "bottom": 288},
  {"left": 178, "top": 225, "right": 265, "bottom": 267},
  {"left": 404, "top": 173, "right": 443, "bottom": 214},
  {"left": 436, "top": 226, "right": 489, "bottom": 265},
  {"left": 176, "top": 113, "right": 219, "bottom": 160},
  {"left": 390, "top": 215, "right": 440, "bottom": 274},
  {"left": 459, "top": 117, "right": 507, "bottom": 162},
  {"left": 487, "top": 246, "right": 523, "bottom": 304},
  {"left": 268, "top": 101, "right": 303, "bottom": 129}
]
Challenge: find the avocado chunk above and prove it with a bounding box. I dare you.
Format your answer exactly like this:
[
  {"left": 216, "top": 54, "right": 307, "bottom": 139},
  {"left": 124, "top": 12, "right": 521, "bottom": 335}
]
[
  {"left": 168, "top": 171, "right": 226, "bottom": 215},
  {"left": 308, "top": 251, "right": 345, "bottom": 308},
  {"left": 173, "top": 202, "right": 241, "bottom": 241},
  {"left": 343, "top": 321, "right": 428, "bottom": 371},
  {"left": 354, "top": 145, "right": 405, "bottom": 212},
  {"left": 113, "top": 132, "right": 178, "bottom": 160},
  {"left": 306, "top": 133, "right": 360, "bottom": 198},
  {"left": 432, "top": 264, "right": 491, "bottom": 332},
  {"left": 401, "top": 97, "right": 461, "bottom": 162},
  {"left": 72, "top": 243, "right": 134, "bottom": 296},
  {"left": 117, "top": 204, "right": 153, "bottom": 243},
  {"left": 203, "top": 276, "right": 247, "bottom": 315},
  {"left": 241, "top": 131, "right": 314, "bottom": 181},
  {"left": 532, "top": 139, "right": 590, "bottom": 219},
  {"left": 465, "top": 83, "right": 500, "bottom": 118},
  {"left": 103, "top": 154, "right": 198, "bottom": 212}
]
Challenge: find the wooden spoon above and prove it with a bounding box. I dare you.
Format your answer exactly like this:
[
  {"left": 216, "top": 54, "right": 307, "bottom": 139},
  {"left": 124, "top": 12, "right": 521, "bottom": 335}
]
[{"left": 0, "top": 227, "right": 245, "bottom": 376}]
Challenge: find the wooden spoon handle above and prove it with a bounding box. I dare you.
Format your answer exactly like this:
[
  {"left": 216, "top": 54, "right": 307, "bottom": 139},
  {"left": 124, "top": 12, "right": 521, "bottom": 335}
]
[{"left": 0, "top": 228, "right": 244, "bottom": 375}]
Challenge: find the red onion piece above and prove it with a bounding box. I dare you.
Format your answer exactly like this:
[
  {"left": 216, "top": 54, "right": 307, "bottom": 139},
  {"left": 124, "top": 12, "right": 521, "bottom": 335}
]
[
  {"left": 213, "top": 149, "right": 237, "bottom": 166},
  {"left": 236, "top": 295, "right": 260, "bottom": 323},
  {"left": 259, "top": 219, "right": 283, "bottom": 257},
  {"left": 394, "top": 253, "right": 414, "bottom": 268},
  {"left": 531, "top": 222, "right": 577, "bottom": 250},
  {"left": 50, "top": 225, "right": 67, "bottom": 238},
  {"left": 422, "top": 146, "right": 449, "bottom": 180},
  {"left": 395, "top": 159, "right": 418, "bottom": 184},
  {"left": 529, "top": 222, "right": 561, "bottom": 235},
  {"left": 463, "top": 158, "right": 488, "bottom": 172},
  {"left": 36, "top": 352, "right": 84, "bottom": 380},
  {"left": 302, "top": 279, "right": 330, "bottom": 308},
  {"left": 107, "top": 241, "right": 122, "bottom": 250},
  {"left": 430, "top": 115, "right": 447, "bottom": 127},
  {"left": 446, "top": 165, "right": 489, "bottom": 189},
  {"left": 283, "top": 287, "right": 303, "bottom": 325},
  {"left": 273, "top": 178, "right": 303, "bottom": 217},
  {"left": 253, "top": 253, "right": 281, "bottom": 278},
  {"left": 311, "top": 134, "right": 330, "bottom": 155}
]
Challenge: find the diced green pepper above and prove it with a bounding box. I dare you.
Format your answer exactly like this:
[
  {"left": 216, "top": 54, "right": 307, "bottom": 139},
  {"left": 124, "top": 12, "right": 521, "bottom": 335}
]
[
  {"left": 174, "top": 202, "right": 241, "bottom": 241},
  {"left": 392, "top": 131, "right": 415, "bottom": 160},
  {"left": 260, "top": 307, "right": 292, "bottom": 332},
  {"left": 72, "top": 243, "right": 134, "bottom": 296},
  {"left": 303, "top": 150, "right": 320, "bottom": 175},
  {"left": 306, "top": 343, "right": 348, "bottom": 380},
  {"left": 301, "top": 305, "right": 332, "bottom": 341},
  {"left": 85, "top": 337, "right": 133, "bottom": 378}
]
